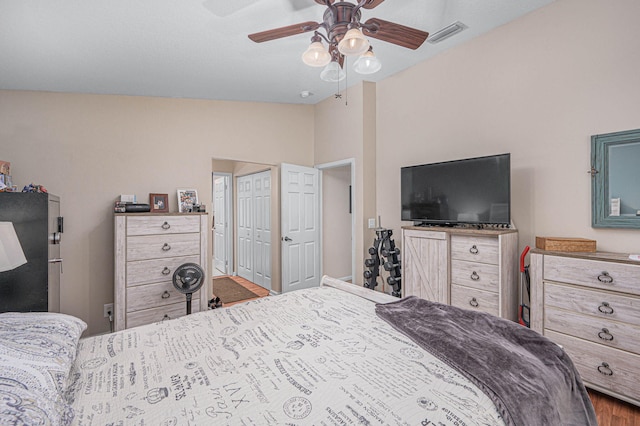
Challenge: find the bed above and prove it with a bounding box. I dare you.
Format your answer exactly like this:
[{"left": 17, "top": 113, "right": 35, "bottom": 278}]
[{"left": 0, "top": 276, "right": 596, "bottom": 425}]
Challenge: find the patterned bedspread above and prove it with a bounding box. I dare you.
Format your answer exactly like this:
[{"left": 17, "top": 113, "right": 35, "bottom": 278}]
[{"left": 66, "top": 286, "right": 503, "bottom": 425}]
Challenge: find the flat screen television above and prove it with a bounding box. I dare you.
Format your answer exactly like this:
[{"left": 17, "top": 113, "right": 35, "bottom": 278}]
[{"left": 401, "top": 153, "right": 511, "bottom": 226}]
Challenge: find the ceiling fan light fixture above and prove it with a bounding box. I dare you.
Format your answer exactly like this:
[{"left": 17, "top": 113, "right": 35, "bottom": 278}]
[
  {"left": 353, "top": 47, "right": 381, "bottom": 75},
  {"left": 302, "top": 41, "right": 331, "bottom": 67},
  {"left": 320, "top": 61, "right": 346, "bottom": 82},
  {"left": 337, "top": 28, "right": 370, "bottom": 56}
]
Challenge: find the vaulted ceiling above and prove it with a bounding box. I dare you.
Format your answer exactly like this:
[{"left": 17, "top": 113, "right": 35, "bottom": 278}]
[{"left": 0, "top": 0, "right": 554, "bottom": 104}]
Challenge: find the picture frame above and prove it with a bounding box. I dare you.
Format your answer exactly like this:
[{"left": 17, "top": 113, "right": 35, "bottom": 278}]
[
  {"left": 149, "top": 193, "right": 169, "bottom": 213},
  {"left": 177, "top": 189, "right": 199, "bottom": 213}
]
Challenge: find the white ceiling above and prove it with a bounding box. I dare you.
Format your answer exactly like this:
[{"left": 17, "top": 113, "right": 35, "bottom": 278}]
[{"left": 0, "top": 0, "right": 554, "bottom": 105}]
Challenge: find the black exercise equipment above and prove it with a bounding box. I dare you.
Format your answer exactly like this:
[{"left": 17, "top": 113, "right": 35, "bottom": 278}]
[{"left": 363, "top": 228, "right": 401, "bottom": 297}]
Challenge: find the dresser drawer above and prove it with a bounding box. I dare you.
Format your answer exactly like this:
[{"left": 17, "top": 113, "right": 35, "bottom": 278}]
[
  {"left": 127, "top": 255, "right": 199, "bottom": 286},
  {"left": 544, "top": 255, "right": 640, "bottom": 296},
  {"left": 126, "top": 300, "right": 202, "bottom": 329},
  {"left": 451, "top": 259, "right": 499, "bottom": 291},
  {"left": 544, "top": 282, "right": 640, "bottom": 326},
  {"left": 546, "top": 330, "right": 640, "bottom": 402},
  {"left": 126, "top": 215, "right": 201, "bottom": 236},
  {"left": 450, "top": 284, "right": 499, "bottom": 316},
  {"left": 545, "top": 307, "right": 640, "bottom": 354},
  {"left": 450, "top": 235, "right": 498, "bottom": 264},
  {"left": 127, "top": 233, "right": 200, "bottom": 261},
  {"left": 126, "top": 281, "right": 202, "bottom": 313}
]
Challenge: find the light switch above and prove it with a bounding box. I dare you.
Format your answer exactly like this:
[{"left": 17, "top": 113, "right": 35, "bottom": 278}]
[{"left": 368, "top": 218, "right": 376, "bottom": 228}]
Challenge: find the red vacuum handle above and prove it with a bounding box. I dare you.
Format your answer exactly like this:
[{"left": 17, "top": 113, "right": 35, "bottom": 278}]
[{"left": 520, "top": 246, "right": 530, "bottom": 272}]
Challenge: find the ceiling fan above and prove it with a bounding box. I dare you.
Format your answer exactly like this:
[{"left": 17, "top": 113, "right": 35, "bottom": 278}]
[{"left": 248, "top": 0, "right": 429, "bottom": 80}]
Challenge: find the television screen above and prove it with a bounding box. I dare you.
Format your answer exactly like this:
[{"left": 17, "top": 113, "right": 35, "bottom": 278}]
[{"left": 401, "top": 153, "right": 510, "bottom": 225}]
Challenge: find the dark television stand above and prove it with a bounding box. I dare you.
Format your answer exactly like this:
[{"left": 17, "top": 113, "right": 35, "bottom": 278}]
[{"left": 413, "top": 221, "right": 512, "bottom": 230}]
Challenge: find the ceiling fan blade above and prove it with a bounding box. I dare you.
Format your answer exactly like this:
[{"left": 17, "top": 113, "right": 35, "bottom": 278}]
[
  {"left": 248, "top": 21, "right": 320, "bottom": 43},
  {"left": 363, "top": 18, "right": 429, "bottom": 50},
  {"left": 362, "top": 0, "right": 385, "bottom": 9},
  {"left": 314, "top": 0, "right": 335, "bottom": 5}
]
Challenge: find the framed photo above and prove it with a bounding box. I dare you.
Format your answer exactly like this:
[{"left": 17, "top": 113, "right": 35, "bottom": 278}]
[
  {"left": 149, "top": 193, "right": 169, "bottom": 213},
  {"left": 177, "top": 189, "right": 198, "bottom": 212}
]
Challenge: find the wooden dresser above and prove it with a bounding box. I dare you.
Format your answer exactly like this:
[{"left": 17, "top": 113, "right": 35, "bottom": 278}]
[
  {"left": 114, "top": 213, "right": 208, "bottom": 331},
  {"left": 402, "top": 226, "right": 518, "bottom": 321},
  {"left": 530, "top": 250, "right": 640, "bottom": 406}
]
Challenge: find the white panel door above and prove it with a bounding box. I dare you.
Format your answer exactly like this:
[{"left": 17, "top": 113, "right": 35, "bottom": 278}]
[
  {"left": 213, "top": 176, "right": 227, "bottom": 274},
  {"left": 253, "top": 171, "right": 272, "bottom": 290},
  {"left": 281, "top": 163, "right": 320, "bottom": 293},
  {"left": 237, "top": 175, "right": 253, "bottom": 281}
]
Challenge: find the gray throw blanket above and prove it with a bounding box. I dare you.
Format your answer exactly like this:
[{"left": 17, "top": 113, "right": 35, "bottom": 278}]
[{"left": 375, "top": 296, "right": 597, "bottom": 426}]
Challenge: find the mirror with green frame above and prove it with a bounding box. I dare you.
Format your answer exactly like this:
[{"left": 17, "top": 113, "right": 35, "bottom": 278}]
[{"left": 591, "top": 128, "right": 640, "bottom": 228}]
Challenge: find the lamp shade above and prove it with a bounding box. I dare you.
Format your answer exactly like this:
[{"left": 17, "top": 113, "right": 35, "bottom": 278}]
[
  {"left": 302, "top": 41, "right": 331, "bottom": 67},
  {"left": 0, "top": 222, "right": 27, "bottom": 272},
  {"left": 320, "top": 61, "right": 346, "bottom": 82},
  {"left": 338, "top": 28, "right": 370, "bottom": 56},
  {"left": 353, "top": 48, "right": 381, "bottom": 74}
]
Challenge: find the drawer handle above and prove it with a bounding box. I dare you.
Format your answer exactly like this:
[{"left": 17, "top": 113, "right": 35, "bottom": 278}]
[
  {"left": 161, "top": 291, "right": 170, "bottom": 299},
  {"left": 162, "top": 243, "right": 171, "bottom": 251},
  {"left": 598, "top": 302, "right": 614, "bottom": 315},
  {"left": 161, "top": 221, "right": 171, "bottom": 230},
  {"left": 469, "top": 245, "right": 479, "bottom": 255},
  {"left": 597, "top": 362, "right": 613, "bottom": 376},
  {"left": 162, "top": 314, "right": 171, "bottom": 321},
  {"left": 598, "top": 328, "right": 614, "bottom": 341},
  {"left": 469, "top": 297, "right": 479, "bottom": 308},
  {"left": 597, "top": 271, "right": 613, "bottom": 284},
  {"left": 162, "top": 267, "right": 171, "bottom": 275},
  {"left": 470, "top": 271, "right": 480, "bottom": 281}
]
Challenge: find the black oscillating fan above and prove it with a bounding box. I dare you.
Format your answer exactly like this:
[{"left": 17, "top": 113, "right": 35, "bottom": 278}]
[{"left": 172, "top": 263, "right": 205, "bottom": 315}]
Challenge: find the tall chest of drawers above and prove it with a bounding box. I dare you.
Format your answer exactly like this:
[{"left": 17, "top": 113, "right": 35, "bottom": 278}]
[
  {"left": 114, "top": 213, "right": 208, "bottom": 331},
  {"left": 530, "top": 250, "right": 640, "bottom": 406}
]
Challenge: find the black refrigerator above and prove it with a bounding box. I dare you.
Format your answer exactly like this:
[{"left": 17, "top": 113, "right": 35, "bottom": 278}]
[{"left": 0, "top": 192, "right": 62, "bottom": 312}]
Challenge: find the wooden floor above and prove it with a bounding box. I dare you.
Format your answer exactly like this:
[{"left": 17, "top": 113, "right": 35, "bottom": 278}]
[
  {"left": 224, "top": 278, "right": 639, "bottom": 424},
  {"left": 588, "top": 389, "right": 640, "bottom": 426},
  {"left": 216, "top": 275, "right": 269, "bottom": 307}
]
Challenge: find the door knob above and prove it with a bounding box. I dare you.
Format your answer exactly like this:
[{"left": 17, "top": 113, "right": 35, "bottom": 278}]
[{"left": 282, "top": 236, "right": 292, "bottom": 242}]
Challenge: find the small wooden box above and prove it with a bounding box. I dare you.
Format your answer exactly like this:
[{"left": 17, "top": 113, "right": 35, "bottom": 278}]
[{"left": 535, "top": 237, "right": 596, "bottom": 252}]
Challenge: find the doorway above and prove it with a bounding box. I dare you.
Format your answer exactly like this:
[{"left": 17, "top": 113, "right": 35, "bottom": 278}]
[{"left": 317, "top": 159, "right": 355, "bottom": 283}]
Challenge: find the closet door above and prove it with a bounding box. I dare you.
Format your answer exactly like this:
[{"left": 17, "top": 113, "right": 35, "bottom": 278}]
[
  {"left": 237, "top": 175, "right": 253, "bottom": 281},
  {"left": 253, "top": 171, "right": 272, "bottom": 290}
]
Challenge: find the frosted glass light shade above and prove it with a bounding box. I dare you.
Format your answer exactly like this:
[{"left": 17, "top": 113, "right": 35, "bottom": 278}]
[
  {"left": 0, "top": 222, "right": 27, "bottom": 272},
  {"left": 338, "top": 28, "right": 370, "bottom": 56},
  {"left": 353, "top": 49, "right": 381, "bottom": 74},
  {"left": 320, "top": 61, "right": 346, "bottom": 82},
  {"left": 302, "top": 41, "right": 331, "bottom": 67}
]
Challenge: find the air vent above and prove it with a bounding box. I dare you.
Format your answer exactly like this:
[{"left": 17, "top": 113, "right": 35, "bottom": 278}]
[{"left": 427, "top": 21, "right": 468, "bottom": 44}]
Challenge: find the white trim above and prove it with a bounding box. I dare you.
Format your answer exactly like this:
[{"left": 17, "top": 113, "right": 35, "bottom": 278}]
[{"left": 316, "top": 158, "right": 356, "bottom": 284}]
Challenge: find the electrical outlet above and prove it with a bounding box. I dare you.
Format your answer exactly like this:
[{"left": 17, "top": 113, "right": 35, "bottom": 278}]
[
  {"left": 103, "top": 303, "right": 113, "bottom": 318},
  {"left": 368, "top": 218, "right": 376, "bottom": 228}
]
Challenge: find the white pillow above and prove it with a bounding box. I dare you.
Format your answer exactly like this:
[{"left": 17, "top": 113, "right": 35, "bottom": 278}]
[{"left": 0, "top": 312, "right": 87, "bottom": 426}]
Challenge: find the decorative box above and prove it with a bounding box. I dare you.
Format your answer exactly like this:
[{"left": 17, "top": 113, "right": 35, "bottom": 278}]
[{"left": 535, "top": 237, "right": 596, "bottom": 252}]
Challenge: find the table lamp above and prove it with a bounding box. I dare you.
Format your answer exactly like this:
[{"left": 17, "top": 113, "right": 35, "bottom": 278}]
[{"left": 0, "top": 222, "right": 27, "bottom": 272}]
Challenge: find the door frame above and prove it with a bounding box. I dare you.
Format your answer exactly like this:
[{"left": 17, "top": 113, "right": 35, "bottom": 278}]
[
  {"left": 212, "top": 172, "right": 233, "bottom": 276},
  {"left": 316, "top": 158, "right": 356, "bottom": 282}
]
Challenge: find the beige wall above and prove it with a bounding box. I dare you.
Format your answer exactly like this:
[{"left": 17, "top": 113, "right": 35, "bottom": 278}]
[
  {"left": 1, "top": 91, "right": 314, "bottom": 335},
  {"left": 373, "top": 0, "right": 640, "bottom": 255}
]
